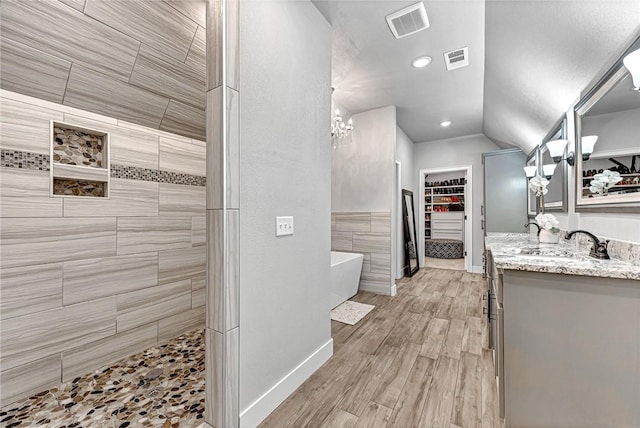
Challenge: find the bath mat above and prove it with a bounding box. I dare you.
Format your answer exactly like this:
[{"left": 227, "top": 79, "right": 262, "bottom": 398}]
[{"left": 331, "top": 301, "right": 375, "bottom": 325}]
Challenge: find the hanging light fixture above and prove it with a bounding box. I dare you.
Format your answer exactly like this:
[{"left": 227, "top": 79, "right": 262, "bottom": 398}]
[
  {"left": 523, "top": 166, "right": 537, "bottom": 178},
  {"left": 331, "top": 109, "right": 354, "bottom": 148},
  {"left": 623, "top": 48, "right": 640, "bottom": 91}
]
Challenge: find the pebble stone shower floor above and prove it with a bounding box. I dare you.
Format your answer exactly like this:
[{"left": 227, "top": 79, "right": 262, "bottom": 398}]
[{"left": 0, "top": 330, "right": 207, "bottom": 428}]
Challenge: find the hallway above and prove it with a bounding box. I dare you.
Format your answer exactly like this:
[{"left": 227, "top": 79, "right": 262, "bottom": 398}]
[{"left": 260, "top": 268, "right": 501, "bottom": 428}]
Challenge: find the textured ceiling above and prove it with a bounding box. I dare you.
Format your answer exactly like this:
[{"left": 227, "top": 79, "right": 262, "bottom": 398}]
[
  {"left": 315, "top": 0, "right": 486, "bottom": 144},
  {"left": 315, "top": 0, "right": 640, "bottom": 152},
  {"left": 483, "top": 0, "right": 640, "bottom": 154},
  {"left": 0, "top": 0, "right": 206, "bottom": 140}
]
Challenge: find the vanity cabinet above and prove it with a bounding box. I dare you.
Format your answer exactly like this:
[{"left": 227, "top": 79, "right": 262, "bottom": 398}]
[
  {"left": 503, "top": 271, "right": 639, "bottom": 427},
  {"left": 485, "top": 249, "right": 505, "bottom": 418},
  {"left": 485, "top": 249, "right": 640, "bottom": 427}
]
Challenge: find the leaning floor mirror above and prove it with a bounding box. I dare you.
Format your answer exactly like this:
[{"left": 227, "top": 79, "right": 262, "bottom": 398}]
[
  {"left": 401, "top": 189, "right": 419, "bottom": 277},
  {"left": 574, "top": 34, "right": 640, "bottom": 212}
]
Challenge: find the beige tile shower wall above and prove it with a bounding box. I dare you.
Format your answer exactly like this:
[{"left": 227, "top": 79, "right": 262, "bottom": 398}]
[
  {"left": 331, "top": 212, "right": 392, "bottom": 295},
  {"left": 0, "top": 91, "right": 206, "bottom": 406}
]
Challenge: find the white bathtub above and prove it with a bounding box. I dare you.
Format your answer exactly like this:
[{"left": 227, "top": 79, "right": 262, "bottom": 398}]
[{"left": 330, "top": 251, "right": 364, "bottom": 310}]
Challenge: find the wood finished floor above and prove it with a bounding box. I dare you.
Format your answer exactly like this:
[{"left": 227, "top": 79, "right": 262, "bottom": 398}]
[
  {"left": 259, "top": 268, "right": 502, "bottom": 428},
  {"left": 424, "top": 257, "right": 465, "bottom": 271}
]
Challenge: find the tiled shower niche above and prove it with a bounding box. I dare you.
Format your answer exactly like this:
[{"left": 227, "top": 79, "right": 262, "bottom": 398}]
[
  {"left": 50, "top": 121, "right": 110, "bottom": 198},
  {"left": 53, "top": 178, "right": 106, "bottom": 197}
]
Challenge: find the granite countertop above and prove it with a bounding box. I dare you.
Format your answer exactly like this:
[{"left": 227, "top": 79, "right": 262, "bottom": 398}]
[{"left": 485, "top": 233, "right": 640, "bottom": 281}]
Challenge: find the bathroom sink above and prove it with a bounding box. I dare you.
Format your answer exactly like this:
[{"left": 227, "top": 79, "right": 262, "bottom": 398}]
[
  {"left": 517, "top": 254, "right": 574, "bottom": 261},
  {"left": 517, "top": 248, "right": 575, "bottom": 259}
]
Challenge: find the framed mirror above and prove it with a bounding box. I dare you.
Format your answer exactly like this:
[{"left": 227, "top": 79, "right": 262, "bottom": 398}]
[
  {"left": 525, "top": 149, "right": 539, "bottom": 217},
  {"left": 574, "top": 35, "right": 640, "bottom": 212},
  {"left": 401, "top": 189, "right": 419, "bottom": 277},
  {"left": 539, "top": 119, "right": 568, "bottom": 212}
]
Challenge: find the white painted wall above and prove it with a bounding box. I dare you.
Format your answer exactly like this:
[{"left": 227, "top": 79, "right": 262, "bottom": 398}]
[
  {"left": 238, "top": 0, "right": 332, "bottom": 421},
  {"left": 331, "top": 106, "right": 396, "bottom": 212},
  {"left": 395, "top": 126, "right": 414, "bottom": 279},
  {"left": 413, "top": 134, "right": 501, "bottom": 269}
]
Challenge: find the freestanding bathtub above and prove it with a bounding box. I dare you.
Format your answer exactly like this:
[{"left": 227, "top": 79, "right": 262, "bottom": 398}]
[{"left": 330, "top": 251, "right": 364, "bottom": 310}]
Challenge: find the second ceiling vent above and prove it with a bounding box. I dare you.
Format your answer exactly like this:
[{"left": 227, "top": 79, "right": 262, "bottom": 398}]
[
  {"left": 444, "top": 47, "right": 469, "bottom": 70},
  {"left": 385, "top": 2, "right": 430, "bottom": 39}
]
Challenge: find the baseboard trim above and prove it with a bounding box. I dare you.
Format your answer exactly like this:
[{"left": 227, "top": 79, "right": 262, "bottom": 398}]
[
  {"left": 239, "top": 338, "right": 334, "bottom": 428},
  {"left": 390, "top": 283, "right": 397, "bottom": 296},
  {"left": 472, "top": 265, "right": 484, "bottom": 274},
  {"left": 359, "top": 282, "right": 395, "bottom": 296}
]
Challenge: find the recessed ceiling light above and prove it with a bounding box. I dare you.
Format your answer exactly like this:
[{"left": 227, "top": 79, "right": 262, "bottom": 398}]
[
  {"left": 441, "top": 120, "right": 452, "bottom": 127},
  {"left": 412, "top": 56, "right": 432, "bottom": 68}
]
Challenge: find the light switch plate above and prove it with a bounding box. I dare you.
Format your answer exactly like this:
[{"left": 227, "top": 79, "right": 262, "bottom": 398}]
[{"left": 276, "top": 216, "right": 294, "bottom": 237}]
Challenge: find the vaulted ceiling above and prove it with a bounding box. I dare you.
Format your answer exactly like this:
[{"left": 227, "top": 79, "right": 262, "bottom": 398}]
[
  {"left": 315, "top": 0, "right": 640, "bottom": 153},
  {"left": 315, "top": 0, "right": 486, "bottom": 144}
]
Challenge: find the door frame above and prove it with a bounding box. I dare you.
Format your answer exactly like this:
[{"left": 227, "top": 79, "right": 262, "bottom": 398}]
[
  {"left": 394, "top": 160, "right": 403, "bottom": 279},
  {"left": 419, "top": 165, "right": 473, "bottom": 273}
]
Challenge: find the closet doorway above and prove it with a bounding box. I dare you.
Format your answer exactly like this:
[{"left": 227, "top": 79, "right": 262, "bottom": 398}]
[{"left": 418, "top": 166, "right": 473, "bottom": 272}]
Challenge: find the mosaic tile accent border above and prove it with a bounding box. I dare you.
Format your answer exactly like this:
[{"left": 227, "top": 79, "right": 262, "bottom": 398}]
[
  {"left": 0, "top": 149, "right": 206, "bottom": 187},
  {"left": 1, "top": 149, "right": 50, "bottom": 171},
  {"left": 111, "top": 164, "right": 206, "bottom": 187}
]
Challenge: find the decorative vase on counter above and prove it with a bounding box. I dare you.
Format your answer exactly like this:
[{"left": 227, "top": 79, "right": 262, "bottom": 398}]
[{"left": 539, "top": 229, "right": 560, "bottom": 244}]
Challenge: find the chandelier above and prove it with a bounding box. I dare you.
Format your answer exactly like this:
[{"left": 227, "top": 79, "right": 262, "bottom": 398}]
[{"left": 331, "top": 109, "right": 354, "bottom": 148}]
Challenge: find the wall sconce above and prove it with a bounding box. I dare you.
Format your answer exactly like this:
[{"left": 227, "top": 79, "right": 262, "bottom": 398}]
[
  {"left": 523, "top": 166, "right": 537, "bottom": 178},
  {"left": 542, "top": 163, "right": 557, "bottom": 179},
  {"left": 623, "top": 48, "right": 640, "bottom": 91},
  {"left": 546, "top": 139, "right": 571, "bottom": 164},
  {"left": 581, "top": 135, "right": 598, "bottom": 161},
  {"left": 546, "top": 137, "right": 597, "bottom": 166}
]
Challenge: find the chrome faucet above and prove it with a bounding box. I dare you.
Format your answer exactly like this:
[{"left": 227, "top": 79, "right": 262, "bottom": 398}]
[
  {"left": 565, "top": 230, "right": 610, "bottom": 260},
  {"left": 524, "top": 222, "right": 541, "bottom": 236}
]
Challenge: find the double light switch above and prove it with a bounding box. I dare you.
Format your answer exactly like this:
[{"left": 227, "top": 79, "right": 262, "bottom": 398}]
[{"left": 276, "top": 216, "right": 294, "bottom": 237}]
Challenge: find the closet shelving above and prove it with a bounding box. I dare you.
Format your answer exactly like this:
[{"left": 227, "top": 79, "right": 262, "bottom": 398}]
[{"left": 424, "top": 178, "right": 465, "bottom": 241}]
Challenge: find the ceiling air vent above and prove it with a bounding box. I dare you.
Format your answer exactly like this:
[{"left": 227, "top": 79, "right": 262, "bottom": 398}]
[
  {"left": 385, "top": 2, "right": 430, "bottom": 39},
  {"left": 444, "top": 47, "right": 469, "bottom": 70}
]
